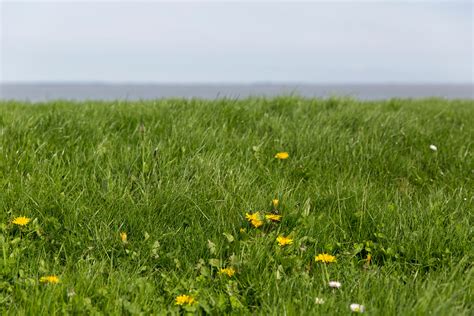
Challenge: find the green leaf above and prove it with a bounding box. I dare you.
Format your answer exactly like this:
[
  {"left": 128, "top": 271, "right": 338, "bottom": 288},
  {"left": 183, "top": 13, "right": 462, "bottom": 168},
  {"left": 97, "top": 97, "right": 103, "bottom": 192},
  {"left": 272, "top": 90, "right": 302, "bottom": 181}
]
[
  {"left": 209, "top": 258, "right": 221, "bottom": 268},
  {"left": 223, "top": 233, "right": 234, "bottom": 243},
  {"left": 207, "top": 240, "right": 217, "bottom": 255}
]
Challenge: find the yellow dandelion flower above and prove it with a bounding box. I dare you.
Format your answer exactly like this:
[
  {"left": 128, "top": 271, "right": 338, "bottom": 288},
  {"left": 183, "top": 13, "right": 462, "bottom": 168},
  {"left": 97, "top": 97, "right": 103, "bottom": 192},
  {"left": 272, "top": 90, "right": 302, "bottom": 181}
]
[
  {"left": 120, "top": 231, "right": 127, "bottom": 243},
  {"left": 275, "top": 152, "right": 289, "bottom": 160},
  {"left": 366, "top": 254, "right": 372, "bottom": 264},
  {"left": 12, "top": 216, "right": 31, "bottom": 226},
  {"left": 218, "top": 267, "right": 236, "bottom": 277},
  {"left": 39, "top": 275, "right": 60, "bottom": 284},
  {"left": 246, "top": 212, "right": 263, "bottom": 228},
  {"left": 265, "top": 214, "right": 282, "bottom": 222},
  {"left": 276, "top": 236, "right": 293, "bottom": 246},
  {"left": 175, "top": 294, "right": 196, "bottom": 305},
  {"left": 315, "top": 253, "right": 336, "bottom": 263},
  {"left": 272, "top": 199, "right": 279, "bottom": 208},
  {"left": 245, "top": 212, "right": 259, "bottom": 221}
]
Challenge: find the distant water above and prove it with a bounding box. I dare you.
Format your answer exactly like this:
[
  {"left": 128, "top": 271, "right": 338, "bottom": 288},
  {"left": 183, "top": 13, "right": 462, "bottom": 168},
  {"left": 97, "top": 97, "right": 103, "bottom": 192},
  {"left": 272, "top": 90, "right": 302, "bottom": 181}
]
[{"left": 0, "top": 83, "right": 472, "bottom": 102}]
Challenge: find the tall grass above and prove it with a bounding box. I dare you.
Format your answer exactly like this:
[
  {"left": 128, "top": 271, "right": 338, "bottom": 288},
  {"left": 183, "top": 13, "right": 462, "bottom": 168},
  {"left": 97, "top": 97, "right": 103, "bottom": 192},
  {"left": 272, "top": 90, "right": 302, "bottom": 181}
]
[{"left": 0, "top": 97, "right": 472, "bottom": 314}]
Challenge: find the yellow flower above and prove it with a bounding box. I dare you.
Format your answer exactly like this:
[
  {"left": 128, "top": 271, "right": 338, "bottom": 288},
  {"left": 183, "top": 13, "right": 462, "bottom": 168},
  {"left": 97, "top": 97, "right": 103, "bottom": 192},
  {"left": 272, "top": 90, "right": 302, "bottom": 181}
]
[
  {"left": 275, "top": 152, "right": 289, "bottom": 160},
  {"left": 272, "top": 199, "right": 279, "bottom": 208},
  {"left": 245, "top": 212, "right": 259, "bottom": 221},
  {"left": 366, "top": 254, "right": 372, "bottom": 264},
  {"left": 246, "top": 212, "right": 263, "bottom": 228},
  {"left": 315, "top": 253, "right": 336, "bottom": 263},
  {"left": 175, "top": 294, "right": 196, "bottom": 305},
  {"left": 12, "top": 216, "right": 31, "bottom": 226},
  {"left": 120, "top": 232, "right": 127, "bottom": 243},
  {"left": 276, "top": 236, "right": 293, "bottom": 246},
  {"left": 265, "top": 214, "right": 282, "bottom": 222},
  {"left": 250, "top": 219, "right": 263, "bottom": 228},
  {"left": 218, "top": 267, "right": 236, "bottom": 277},
  {"left": 239, "top": 228, "right": 246, "bottom": 233},
  {"left": 39, "top": 275, "right": 60, "bottom": 284}
]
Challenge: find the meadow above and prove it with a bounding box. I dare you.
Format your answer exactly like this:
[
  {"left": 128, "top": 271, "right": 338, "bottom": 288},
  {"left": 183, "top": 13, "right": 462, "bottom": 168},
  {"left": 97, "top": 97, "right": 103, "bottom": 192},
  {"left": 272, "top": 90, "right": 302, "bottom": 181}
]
[{"left": 0, "top": 97, "right": 472, "bottom": 315}]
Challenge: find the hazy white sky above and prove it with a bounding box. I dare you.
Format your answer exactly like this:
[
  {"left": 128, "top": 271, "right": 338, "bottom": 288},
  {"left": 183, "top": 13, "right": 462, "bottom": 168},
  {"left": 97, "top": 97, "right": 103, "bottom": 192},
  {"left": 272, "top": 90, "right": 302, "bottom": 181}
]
[{"left": 1, "top": 1, "right": 472, "bottom": 83}]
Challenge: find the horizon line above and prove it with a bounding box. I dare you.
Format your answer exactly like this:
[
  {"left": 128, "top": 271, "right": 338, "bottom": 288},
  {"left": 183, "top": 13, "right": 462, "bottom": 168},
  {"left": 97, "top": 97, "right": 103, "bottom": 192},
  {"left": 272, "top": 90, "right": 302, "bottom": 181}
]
[{"left": 1, "top": 81, "right": 473, "bottom": 86}]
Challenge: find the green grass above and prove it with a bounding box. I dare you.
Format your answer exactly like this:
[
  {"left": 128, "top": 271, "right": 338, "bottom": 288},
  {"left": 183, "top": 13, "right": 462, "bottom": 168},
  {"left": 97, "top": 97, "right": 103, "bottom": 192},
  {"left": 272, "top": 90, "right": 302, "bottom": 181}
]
[{"left": 0, "top": 97, "right": 473, "bottom": 315}]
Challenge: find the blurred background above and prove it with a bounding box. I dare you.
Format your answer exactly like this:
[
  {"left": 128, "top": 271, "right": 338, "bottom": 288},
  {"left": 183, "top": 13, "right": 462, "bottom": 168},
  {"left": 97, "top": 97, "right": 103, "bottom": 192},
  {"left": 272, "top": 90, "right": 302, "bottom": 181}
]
[{"left": 1, "top": 0, "right": 472, "bottom": 100}]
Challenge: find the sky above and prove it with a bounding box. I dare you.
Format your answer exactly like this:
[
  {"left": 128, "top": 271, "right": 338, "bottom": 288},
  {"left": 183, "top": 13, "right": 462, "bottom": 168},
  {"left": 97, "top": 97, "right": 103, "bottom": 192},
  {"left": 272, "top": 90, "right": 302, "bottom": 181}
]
[{"left": 0, "top": 0, "right": 472, "bottom": 83}]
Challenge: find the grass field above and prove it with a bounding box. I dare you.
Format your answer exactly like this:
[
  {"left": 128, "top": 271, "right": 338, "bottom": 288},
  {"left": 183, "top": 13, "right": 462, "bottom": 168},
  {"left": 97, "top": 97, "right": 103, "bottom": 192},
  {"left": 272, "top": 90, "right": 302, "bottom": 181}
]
[{"left": 0, "top": 97, "right": 473, "bottom": 315}]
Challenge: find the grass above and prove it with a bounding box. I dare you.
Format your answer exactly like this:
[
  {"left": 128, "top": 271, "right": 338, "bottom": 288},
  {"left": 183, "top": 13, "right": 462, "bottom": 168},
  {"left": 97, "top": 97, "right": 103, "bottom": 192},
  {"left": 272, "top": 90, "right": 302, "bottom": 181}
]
[{"left": 0, "top": 97, "right": 473, "bottom": 315}]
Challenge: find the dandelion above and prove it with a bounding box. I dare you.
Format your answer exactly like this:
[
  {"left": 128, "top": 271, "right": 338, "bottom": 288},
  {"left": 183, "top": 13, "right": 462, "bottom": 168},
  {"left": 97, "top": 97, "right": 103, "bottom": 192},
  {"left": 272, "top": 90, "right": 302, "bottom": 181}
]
[
  {"left": 429, "top": 144, "right": 437, "bottom": 151},
  {"left": 315, "top": 297, "right": 325, "bottom": 304},
  {"left": 218, "top": 267, "right": 236, "bottom": 277},
  {"left": 265, "top": 214, "right": 282, "bottom": 222},
  {"left": 39, "top": 275, "right": 60, "bottom": 284},
  {"left": 363, "top": 253, "right": 372, "bottom": 269},
  {"left": 275, "top": 152, "right": 289, "bottom": 160},
  {"left": 245, "top": 212, "right": 259, "bottom": 221},
  {"left": 328, "top": 281, "right": 341, "bottom": 289},
  {"left": 245, "top": 212, "right": 264, "bottom": 228},
  {"left": 315, "top": 253, "right": 336, "bottom": 263},
  {"left": 120, "top": 232, "right": 127, "bottom": 243},
  {"left": 350, "top": 303, "right": 365, "bottom": 313},
  {"left": 12, "top": 216, "right": 31, "bottom": 226},
  {"left": 272, "top": 199, "right": 279, "bottom": 208},
  {"left": 175, "top": 294, "right": 196, "bottom": 305},
  {"left": 276, "top": 236, "right": 293, "bottom": 246}
]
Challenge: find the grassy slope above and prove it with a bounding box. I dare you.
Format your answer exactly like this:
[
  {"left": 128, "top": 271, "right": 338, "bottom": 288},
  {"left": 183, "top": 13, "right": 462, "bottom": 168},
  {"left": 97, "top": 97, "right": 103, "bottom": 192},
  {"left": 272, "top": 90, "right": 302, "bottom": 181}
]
[{"left": 0, "top": 97, "right": 473, "bottom": 315}]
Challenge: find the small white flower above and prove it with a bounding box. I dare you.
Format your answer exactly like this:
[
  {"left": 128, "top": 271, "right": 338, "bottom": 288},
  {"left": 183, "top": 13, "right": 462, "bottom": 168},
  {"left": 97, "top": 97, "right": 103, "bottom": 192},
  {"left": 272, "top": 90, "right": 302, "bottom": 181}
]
[
  {"left": 350, "top": 303, "right": 365, "bottom": 313},
  {"left": 67, "top": 288, "right": 76, "bottom": 298},
  {"left": 315, "top": 297, "right": 325, "bottom": 304},
  {"left": 429, "top": 144, "right": 437, "bottom": 151},
  {"left": 328, "top": 281, "right": 341, "bottom": 288}
]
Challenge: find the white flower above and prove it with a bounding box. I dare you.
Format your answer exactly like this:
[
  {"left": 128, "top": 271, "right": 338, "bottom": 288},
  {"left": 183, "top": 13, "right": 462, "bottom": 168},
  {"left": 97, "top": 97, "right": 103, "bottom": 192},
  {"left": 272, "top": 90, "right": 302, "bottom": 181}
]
[
  {"left": 67, "top": 288, "right": 76, "bottom": 298},
  {"left": 350, "top": 303, "right": 365, "bottom": 313},
  {"left": 429, "top": 144, "right": 437, "bottom": 151},
  {"left": 328, "top": 281, "right": 341, "bottom": 288},
  {"left": 315, "top": 297, "right": 325, "bottom": 304}
]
